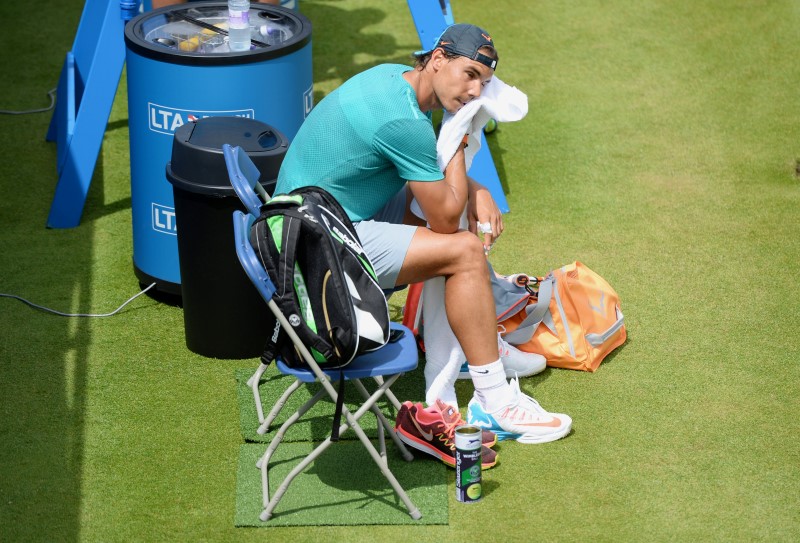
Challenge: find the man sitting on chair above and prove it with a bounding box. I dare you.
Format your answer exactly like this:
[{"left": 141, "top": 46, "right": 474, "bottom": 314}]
[{"left": 273, "top": 24, "right": 572, "bottom": 465}]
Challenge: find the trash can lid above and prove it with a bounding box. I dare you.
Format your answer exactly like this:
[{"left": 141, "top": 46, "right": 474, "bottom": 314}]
[{"left": 166, "top": 116, "right": 288, "bottom": 196}]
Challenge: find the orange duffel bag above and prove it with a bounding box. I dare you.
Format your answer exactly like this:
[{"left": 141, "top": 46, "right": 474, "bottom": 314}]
[{"left": 499, "top": 262, "right": 626, "bottom": 372}]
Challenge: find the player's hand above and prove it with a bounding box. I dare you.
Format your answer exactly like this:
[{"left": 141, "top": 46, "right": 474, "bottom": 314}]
[{"left": 467, "top": 181, "right": 503, "bottom": 253}]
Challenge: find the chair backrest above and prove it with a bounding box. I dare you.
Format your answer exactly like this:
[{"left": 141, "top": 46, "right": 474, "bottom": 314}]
[
  {"left": 233, "top": 209, "right": 342, "bottom": 384},
  {"left": 232, "top": 210, "right": 276, "bottom": 303},
  {"left": 223, "top": 144, "right": 271, "bottom": 217}
]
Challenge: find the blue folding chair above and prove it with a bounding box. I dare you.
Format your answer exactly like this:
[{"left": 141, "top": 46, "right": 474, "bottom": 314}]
[
  {"left": 232, "top": 211, "right": 421, "bottom": 521},
  {"left": 223, "top": 144, "right": 410, "bottom": 432},
  {"left": 223, "top": 143, "right": 268, "bottom": 218},
  {"left": 226, "top": 146, "right": 422, "bottom": 522}
]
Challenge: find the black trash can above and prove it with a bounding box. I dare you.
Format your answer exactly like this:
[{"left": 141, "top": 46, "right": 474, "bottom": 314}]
[{"left": 166, "top": 116, "right": 288, "bottom": 359}]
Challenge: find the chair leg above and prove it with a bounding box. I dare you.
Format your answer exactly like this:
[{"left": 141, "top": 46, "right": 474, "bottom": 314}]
[
  {"left": 247, "top": 363, "right": 269, "bottom": 424},
  {"left": 353, "top": 379, "right": 388, "bottom": 467},
  {"left": 258, "top": 386, "right": 328, "bottom": 508},
  {"left": 341, "top": 405, "right": 422, "bottom": 521},
  {"left": 260, "top": 391, "right": 422, "bottom": 522},
  {"left": 350, "top": 377, "right": 414, "bottom": 462},
  {"left": 336, "top": 381, "right": 420, "bottom": 516},
  {"left": 260, "top": 434, "right": 337, "bottom": 521},
  {"left": 373, "top": 375, "right": 403, "bottom": 411},
  {"left": 257, "top": 379, "right": 303, "bottom": 435},
  {"left": 377, "top": 419, "right": 387, "bottom": 467},
  {"left": 258, "top": 385, "right": 327, "bottom": 470}
]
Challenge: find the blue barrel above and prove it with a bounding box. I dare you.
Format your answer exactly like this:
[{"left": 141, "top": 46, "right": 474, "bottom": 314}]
[{"left": 124, "top": 3, "right": 312, "bottom": 294}]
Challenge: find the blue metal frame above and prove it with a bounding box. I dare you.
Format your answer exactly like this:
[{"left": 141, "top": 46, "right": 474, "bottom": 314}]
[{"left": 46, "top": 0, "right": 140, "bottom": 228}]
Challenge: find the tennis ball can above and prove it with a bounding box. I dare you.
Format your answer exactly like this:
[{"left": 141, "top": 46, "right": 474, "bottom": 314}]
[{"left": 455, "top": 425, "right": 482, "bottom": 503}]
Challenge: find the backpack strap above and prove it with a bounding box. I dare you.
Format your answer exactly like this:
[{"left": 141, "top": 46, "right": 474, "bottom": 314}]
[
  {"left": 293, "top": 186, "right": 355, "bottom": 236},
  {"left": 274, "top": 208, "right": 336, "bottom": 363},
  {"left": 330, "top": 371, "right": 345, "bottom": 442},
  {"left": 501, "top": 275, "right": 555, "bottom": 345},
  {"left": 258, "top": 316, "right": 286, "bottom": 368}
]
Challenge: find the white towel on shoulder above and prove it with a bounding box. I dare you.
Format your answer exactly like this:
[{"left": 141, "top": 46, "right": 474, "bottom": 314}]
[{"left": 420, "top": 76, "right": 528, "bottom": 408}]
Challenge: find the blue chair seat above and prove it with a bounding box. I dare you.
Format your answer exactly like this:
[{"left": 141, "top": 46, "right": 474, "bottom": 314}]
[{"left": 276, "top": 323, "right": 416, "bottom": 382}]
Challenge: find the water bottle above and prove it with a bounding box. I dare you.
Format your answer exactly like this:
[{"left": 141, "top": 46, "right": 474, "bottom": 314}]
[{"left": 228, "top": 0, "right": 251, "bottom": 52}]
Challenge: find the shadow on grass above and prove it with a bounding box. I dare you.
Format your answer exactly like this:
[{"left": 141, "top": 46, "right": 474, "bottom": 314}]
[
  {"left": 301, "top": 2, "right": 420, "bottom": 104},
  {"left": 0, "top": 2, "right": 94, "bottom": 539},
  {"left": 0, "top": 149, "right": 105, "bottom": 542},
  {"left": 594, "top": 335, "right": 630, "bottom": 370},
  {"left": 82, "top": 194, "right": 132, "bottom": 223}
]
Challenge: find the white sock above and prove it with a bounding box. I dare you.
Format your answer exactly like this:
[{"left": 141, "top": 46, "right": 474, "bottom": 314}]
[
  {"left": 469, "top": 359, "right": 511, "bottom": 412},
  {"left": 424, "top": 355, "right": 462, "bottom": 408},
  {"left": 426, "top": 385, "right": 459, "bottom": 410}
]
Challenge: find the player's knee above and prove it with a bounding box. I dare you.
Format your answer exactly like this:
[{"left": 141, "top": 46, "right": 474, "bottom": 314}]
[{"left": 452, "top": 232, "right": 487, "bottom": 272}]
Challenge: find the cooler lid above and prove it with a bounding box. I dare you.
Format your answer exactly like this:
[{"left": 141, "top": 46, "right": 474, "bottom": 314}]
[{"left": 125, "top": 3, "right": 311, "bottom": 65}]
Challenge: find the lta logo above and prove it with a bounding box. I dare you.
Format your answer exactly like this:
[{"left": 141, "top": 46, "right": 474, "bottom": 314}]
[
  {"left": 148, "top": 103, "right": 255, "bottom": 135},
  {"left": 303, "top": 85, "right": 314, "bottom": 118},
  {"left": 152, "top": 203, "right": 177, "bottom": 235}
]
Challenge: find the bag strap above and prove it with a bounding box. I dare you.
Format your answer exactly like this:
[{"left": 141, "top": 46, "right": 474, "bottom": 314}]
[
  {"left": 330, "top": 371, "right": 345, "bottom": 442},
  {"left": 501, "top": 275, "right": 555, "bottom": 345},
  {"left": 585, "top": 307, "right": 625, "bottom": 346},
  {"left": 273, "top": 209, "right": 335, "bottom": 362},
  {"left": 259, "top": 318, "right": 286, "bottom": 368},
  {"left": 293, "top": 186, "right": 356, "bottom": 237}
]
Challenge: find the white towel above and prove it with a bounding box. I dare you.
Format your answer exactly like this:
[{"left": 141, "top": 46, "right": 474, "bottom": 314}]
[
  {"left": 420, "top": 76, "right": 528, "bottom": 408},
  {"left": 437, "top": 76, "right": 528, "bottom": 172},
  {"left": 410, "top": 76, "right": 528, "bottom": 220}
]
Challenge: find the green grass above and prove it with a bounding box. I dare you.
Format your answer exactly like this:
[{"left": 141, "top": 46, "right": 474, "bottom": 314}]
[
  {"left": 2, "top": 0, "right": 799, "bottom": 541},
  {"left": 234, "top": 443, "right": 448, "bottom": 526}
]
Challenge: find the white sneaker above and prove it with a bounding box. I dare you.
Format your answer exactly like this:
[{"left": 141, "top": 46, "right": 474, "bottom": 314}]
[
  {"left": 457, "top": 333, "right": 547, "bottom": 379},
  {"left": 466, "top": 378, "right": 572, "bottom": 444},
  {"left": 497, "top": 334, "right": 546, "bottom": 378}
]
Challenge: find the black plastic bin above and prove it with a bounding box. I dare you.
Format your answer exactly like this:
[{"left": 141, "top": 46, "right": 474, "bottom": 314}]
[{"left": 166, "top": 116, "right": 288, "bottom": 359}]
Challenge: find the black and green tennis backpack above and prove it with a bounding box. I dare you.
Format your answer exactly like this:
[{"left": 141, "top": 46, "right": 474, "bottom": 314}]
[{"left": 250, "top": 186, "right": 390, "bottom": 370}]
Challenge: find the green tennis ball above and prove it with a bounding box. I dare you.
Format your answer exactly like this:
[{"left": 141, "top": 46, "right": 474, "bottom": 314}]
[
  {"left": 484, "top": 118, "right": 498, "bottom": 134},
  {"left": 467, "top": 484, "right": 482, "bottom": 500}
]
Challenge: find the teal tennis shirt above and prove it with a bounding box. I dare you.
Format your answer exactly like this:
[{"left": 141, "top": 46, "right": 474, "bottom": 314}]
[{"left": 276, "top": 64, "right": 444, "bottom": 222}]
